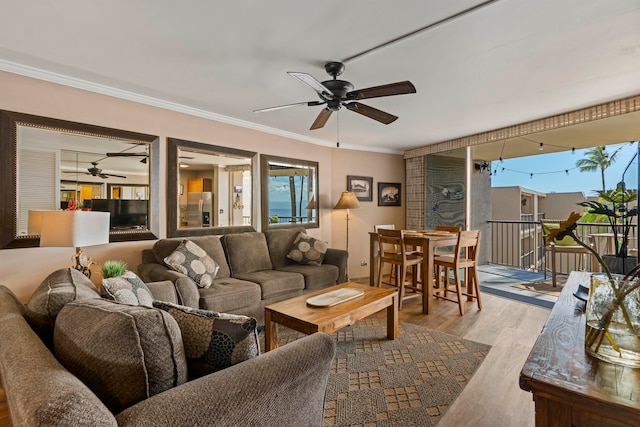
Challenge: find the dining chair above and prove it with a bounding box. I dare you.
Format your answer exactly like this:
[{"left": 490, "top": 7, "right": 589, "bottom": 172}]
[
  {"left": 376, "top": 228, "right": 424, "bottom": 310},
  {"left": 433, "top": 230, "right": 481, "bottom": 315},
  {"left": 433, "top": 225, "right": 461, "bottom": 256},
  {"left": 374, "top": 224, "right": 398, "bottom": 285}
]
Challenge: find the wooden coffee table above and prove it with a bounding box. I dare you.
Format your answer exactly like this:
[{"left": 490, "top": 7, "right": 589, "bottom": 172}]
[{"left": 264, "top": 282, "right": 398, "bottom": 351}]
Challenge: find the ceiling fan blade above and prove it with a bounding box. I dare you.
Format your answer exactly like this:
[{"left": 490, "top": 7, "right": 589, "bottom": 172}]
[
  {"left": 310, "top": 108, "right": 333, "bottom": 130},
  {"left": 346, "top": 81, "right": 416, "bottom": 100},
  {"left": 253, "top": 100, "right": 324, "bottom": 113},
  {"left": 345, "top": 102, "right": 398, "bottom": 125},
  {"left": 106, "top": 152, "right": 147, "bottom": 157},
  {"left": 288, "top": 72, "right": 334, "bottom": 99}
]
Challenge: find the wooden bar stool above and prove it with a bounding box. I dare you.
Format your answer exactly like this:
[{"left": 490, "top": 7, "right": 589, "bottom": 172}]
[
  {"left": 433, "top": 230, "right": 482, "bottom": 315},
  {"left": 376, "top": 228, "right": 424, "bottom": 310}
]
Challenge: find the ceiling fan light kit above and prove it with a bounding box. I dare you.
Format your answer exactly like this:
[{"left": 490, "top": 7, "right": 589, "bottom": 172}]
[{"left": 255, "top": 61, "right": 416, "bottom": 130}]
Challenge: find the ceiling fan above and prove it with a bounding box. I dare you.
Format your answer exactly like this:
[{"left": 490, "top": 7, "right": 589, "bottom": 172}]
[
  {"left": 254, "top": 61, "right": 416, "bottom": 130},
  {"left": 64, "top": 161, "right": 127, "bottom": 179},
  {"left": 106, "top": 152, "right": 195, "bottom": 163}
]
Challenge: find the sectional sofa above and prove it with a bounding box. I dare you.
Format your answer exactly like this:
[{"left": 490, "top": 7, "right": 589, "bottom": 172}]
[
  {"left": 138, "top": 227, "right": 348, "bottom": 323},
  {"left": 0, "top": 268, "right": 336, "bottom": 426}
]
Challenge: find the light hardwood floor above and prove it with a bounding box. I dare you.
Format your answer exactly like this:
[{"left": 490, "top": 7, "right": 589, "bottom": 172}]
[
  {"left": 0, "top": 284, "right": 550, "bottom": 426},
  {"left": 387, "top": 286, "right": 550, "bottom": 427}
]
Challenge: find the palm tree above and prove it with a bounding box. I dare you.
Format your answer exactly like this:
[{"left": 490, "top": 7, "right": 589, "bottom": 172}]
[{"left": 576, "top": 146, "right": 622, "bottom": 192}]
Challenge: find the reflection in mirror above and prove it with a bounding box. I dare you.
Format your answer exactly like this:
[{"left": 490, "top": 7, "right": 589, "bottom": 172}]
[
  {"left": 261, "top": 154, "right": 318, "bottom": 230},
  {"left": 167, "top": 138, "right": 257, "bottom": 237},
  {"left": 0, "top": 110, "right": 159, "bottom": 249}
]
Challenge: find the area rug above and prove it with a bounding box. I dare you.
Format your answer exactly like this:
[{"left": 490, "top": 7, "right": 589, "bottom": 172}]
[
  {"left": 263, "top": 317, "right": 491, "bottom": 427},
  {"left": 512, "top": 276, "right": 567, "bottom": 296}
]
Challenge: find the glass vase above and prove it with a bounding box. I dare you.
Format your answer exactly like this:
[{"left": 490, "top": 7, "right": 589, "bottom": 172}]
[{"left": 585, "top": 274, "right": 640, "bottom": 367}]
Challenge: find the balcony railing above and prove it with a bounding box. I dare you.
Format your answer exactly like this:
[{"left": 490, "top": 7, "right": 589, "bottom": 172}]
[{"left": 488, "top": 220, "right": 638, "bottom": 275}]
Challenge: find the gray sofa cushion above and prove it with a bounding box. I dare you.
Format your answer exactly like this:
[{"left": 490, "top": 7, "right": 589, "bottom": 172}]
[
  {"left": 265, "top": 227, "right": 305, "bottom": 269},
  {"left": 224, "top": 232, "right": 273, "bottom": 275},
  {"left": 54, "top": 299, "right": 187, "bottom": 414},
  {"left": 198, "top": 278, "right": 262, "bottom": 313},
  {"left": 153, "top": 301, "right": 260, "bottom": 379},
  {"left": 24, "top": 268, "right": 101, "bottom": 347},
  {"left": 100, "top": 270, "right": 154, "bottom": 306},
  {"left": 153, "top": 235, "right": 231, "bottom": 279},
  {"left": 233, "top": 270, "right": 304, "bottom": 300},
  {"left": 276, "top": 263, "right": 339, "bottom": 290}
]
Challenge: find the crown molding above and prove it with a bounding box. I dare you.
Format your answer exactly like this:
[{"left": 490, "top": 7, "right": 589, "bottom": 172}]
[{"left": 0, "top": 60, "right": 403, "bottom": 155}]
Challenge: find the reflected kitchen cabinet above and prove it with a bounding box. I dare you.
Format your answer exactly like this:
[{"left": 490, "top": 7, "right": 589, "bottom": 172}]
[{"left": 187, "top": 178, "right": 212, "bottom": 193}]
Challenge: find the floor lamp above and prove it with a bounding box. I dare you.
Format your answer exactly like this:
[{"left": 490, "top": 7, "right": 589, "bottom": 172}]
[{"left": 334, "top": 191, "right": 361, "bottom": 281}]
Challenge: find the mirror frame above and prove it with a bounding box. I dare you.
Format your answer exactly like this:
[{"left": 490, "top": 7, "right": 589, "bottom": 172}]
[
  {"left": 0, "top": 109, "right": 160, "bottom": 249},
  {"left": 167, "top": 137, "right": 257, "bottom": 237},
  {"left": 261, "top": 154, "right": 319, "bottom": 231}
]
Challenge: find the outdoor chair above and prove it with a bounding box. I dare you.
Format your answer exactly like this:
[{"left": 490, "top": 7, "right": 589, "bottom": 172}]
[{"left": 541, "top": 220, "right": 597, "bottom": 286}]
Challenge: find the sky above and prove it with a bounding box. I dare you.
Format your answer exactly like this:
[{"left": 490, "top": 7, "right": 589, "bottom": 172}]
[{"left": 491, "top": 142, "right": 639, "bottom": 196}]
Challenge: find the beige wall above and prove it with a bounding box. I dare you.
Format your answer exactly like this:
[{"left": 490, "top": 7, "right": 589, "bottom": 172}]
[
  {"left": 0, "top": 71, "right": 404, "bottom": 300},
  {"left": 539, "top": 192, "right": 588, "bottom": 220}
]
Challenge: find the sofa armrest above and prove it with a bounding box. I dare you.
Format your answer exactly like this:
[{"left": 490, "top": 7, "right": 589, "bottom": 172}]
[
  {"left": 324, "top": 248, "right": 348, "bottom": 283},
  {"left": 137, "top": 263, "right": 200, "bottom": 308},
  {"left": 116, "top": 333, "right": 336, "bottom": 427},
  {"left": 145, "top": 280, "right": 179, "bottom": 304}
]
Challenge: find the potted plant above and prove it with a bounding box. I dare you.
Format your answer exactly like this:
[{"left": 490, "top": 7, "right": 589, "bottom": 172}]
[
  {"left": 578, "top": 181, "right": 638, "bottom": 274},
  {"left": 101, "top": 260, "right": 128, "bottom": 279}
]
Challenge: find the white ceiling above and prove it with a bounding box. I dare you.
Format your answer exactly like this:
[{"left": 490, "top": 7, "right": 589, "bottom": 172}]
[{"left": 1, "top": 0, "right": 640, "bottom": 154}]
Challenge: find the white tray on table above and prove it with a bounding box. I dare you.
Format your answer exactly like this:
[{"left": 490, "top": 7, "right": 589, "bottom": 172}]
[{"left": 306, "top": 287, "right": 365, "bottom": 307}]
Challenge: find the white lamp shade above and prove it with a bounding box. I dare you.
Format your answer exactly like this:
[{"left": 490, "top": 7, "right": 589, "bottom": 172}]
[{"left": 39, "top": 211, "right": 110, "bottom": 248}]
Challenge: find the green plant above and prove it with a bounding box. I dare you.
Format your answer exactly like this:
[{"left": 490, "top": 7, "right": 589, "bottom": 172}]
[
  {"left": 548, "top": 213, "right": 640, "bottom": 360},
  {"left": 101, "top": 260, "right": 128, "bottom": 278},
  {"left": 578, "top": 181, "right": 638, "bottom": 258}
]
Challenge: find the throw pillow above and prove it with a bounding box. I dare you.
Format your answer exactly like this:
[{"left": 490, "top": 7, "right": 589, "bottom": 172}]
[
  {"left": 101, "top": 270, "right": 154, "bottom": 307},
  {"left": 25, "top": 268, "right": 101, "bottom": 348},
  {"left": 153, "top": 301, "right": 260, "bottom": 379},
  {"left": 163, "top": 239, "right": 219, "bottom": 288},
  {"left": 54, "top": 299, "right": 187, "bottom": 414},
  {"left": 286, "top": 232, "right": 328, "bottom": 266}
]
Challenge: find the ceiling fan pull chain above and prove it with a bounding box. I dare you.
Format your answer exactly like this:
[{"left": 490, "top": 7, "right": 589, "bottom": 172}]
[{"left": 336, "top": 111, "right": 340, "bottom": 148}]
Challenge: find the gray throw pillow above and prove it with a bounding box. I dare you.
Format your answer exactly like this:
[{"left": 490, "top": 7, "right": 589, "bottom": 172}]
[
  {"left": 54, "top": 299, "right": 187, "bottom": 414},
  {"left": 286, "top": 232, "right": 328, "bottom": 266},
  {"left": 25, "top": 268, "right": 101, "bottom": 347},
  {"left": 153, "top": 301, "right": 260, "bottom": 379},
  {"left": 163, "top": 239, "right": 219, "bottom": 288},
  {"left": 101, "top": 270, "right": 154, "bottom": 307}
]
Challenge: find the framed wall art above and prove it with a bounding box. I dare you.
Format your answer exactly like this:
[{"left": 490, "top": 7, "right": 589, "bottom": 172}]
[
  {"left": 378, "top": 182, "right": 401, "bottom": 206},
  {"left": 347, "top": 175, "right": 373, "bottom": 202}
]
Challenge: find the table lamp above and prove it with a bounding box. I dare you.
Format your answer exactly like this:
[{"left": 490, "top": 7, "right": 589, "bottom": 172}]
[
  {"left": 39, "top": 211, "right": 110, "bottom": 278},
  {"left": 333, "top": 191, "right": 361, "bottom": 281}
]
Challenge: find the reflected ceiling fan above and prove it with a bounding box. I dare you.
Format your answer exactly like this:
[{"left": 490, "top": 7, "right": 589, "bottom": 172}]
[
  {"left": 106, "top": 152, "right": 194, "bottom": 163},
  {"left": 254, "top": 61, "right": 416, "bottom": 130},
  {"left": 64, "top": 161, "right": 127, "bottom": 179}
]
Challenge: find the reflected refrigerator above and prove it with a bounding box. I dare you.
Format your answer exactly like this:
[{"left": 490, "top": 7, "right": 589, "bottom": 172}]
[{"left": 187, "top": 192, "right": 213, "bottom": 227}]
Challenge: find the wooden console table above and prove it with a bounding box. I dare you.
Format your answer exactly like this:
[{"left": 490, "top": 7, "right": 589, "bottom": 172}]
[{"left": 520, "top": 271, "right": 640, "bottom": 427}]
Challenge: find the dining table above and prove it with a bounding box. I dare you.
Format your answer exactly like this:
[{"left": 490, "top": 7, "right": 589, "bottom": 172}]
[{"left": 368, "top": 230, "right": 459, "bottom": 314}]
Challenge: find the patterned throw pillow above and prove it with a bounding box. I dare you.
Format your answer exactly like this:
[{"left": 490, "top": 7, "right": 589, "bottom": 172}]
[
  {"left": 286, "top": 232, "right": 328, "bottom": 266},
  {"left": 153, "top": 301, "right": 260, "bottom": 379},
  {"left": 101, "top": 270, "right": 154, "bottom": 307},
  {"left": 163, "top": 239, "right": 219, "bottom": 288}
]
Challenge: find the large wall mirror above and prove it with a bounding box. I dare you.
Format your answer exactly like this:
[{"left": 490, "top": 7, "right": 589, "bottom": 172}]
[
  {"left": 0, "top": 110, "right": 159, "bottom": 249},
  {"left": 167, "top": 137, "right": 257, "bottom": 236},
  {"left": 261, "top": 154, "right": 318, "bottom": 230}
]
